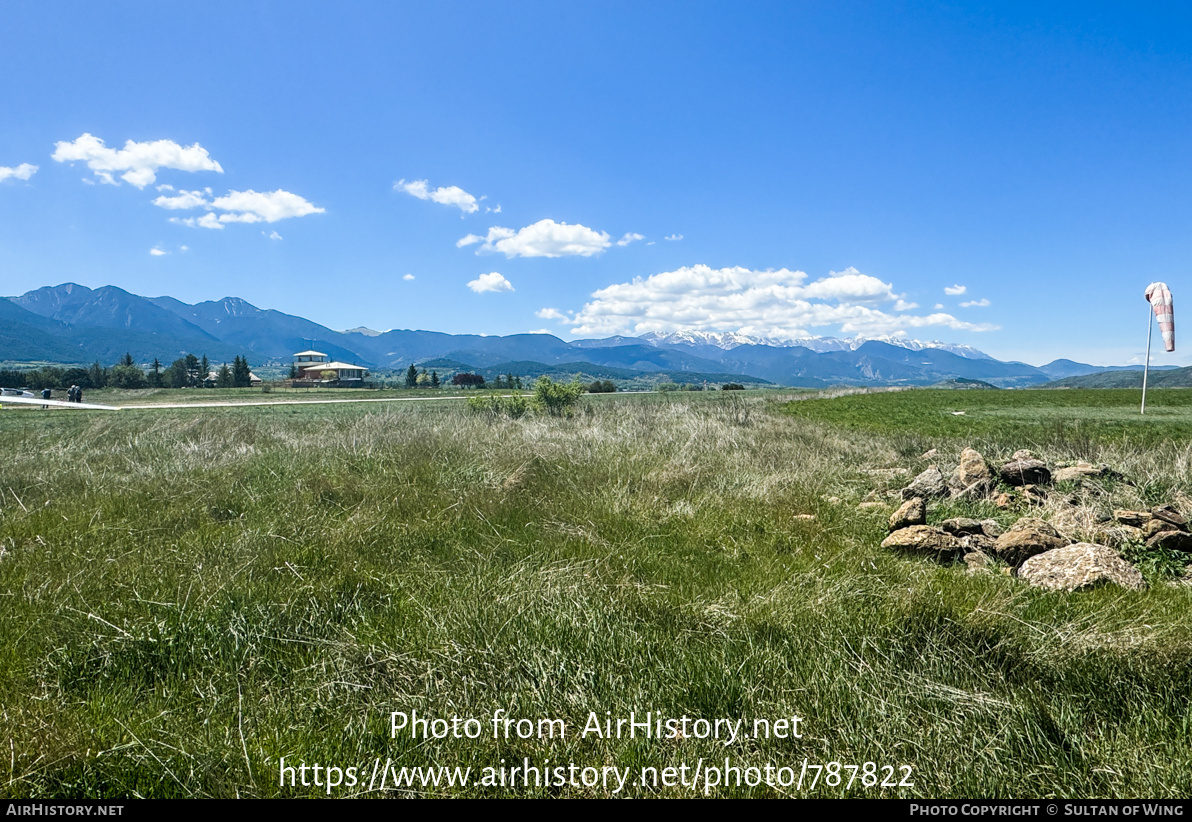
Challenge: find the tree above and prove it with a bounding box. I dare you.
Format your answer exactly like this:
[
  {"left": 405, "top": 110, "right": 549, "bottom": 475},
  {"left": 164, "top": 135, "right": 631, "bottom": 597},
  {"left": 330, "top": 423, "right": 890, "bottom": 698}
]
[
  {"left": 416, "top": 372, "right": 431, "bottom": 387},
  {"left": 87, "top": 361, "right": 108, "bottom": 389},
  {"left": 200, "top": 355, "right": 210, "bottom": 383},
  {"left": 405, "top": 364, "right": 418, "bottom": 388},
  {"left": 120, "top": 352, "right": 135, "bottom": 368},
  {"left": 183, "top": 354, "right": 202, "bottom": 387},
  {"left": 109, "top": 364, "right": 147, "bottom": 389},
  {"left": 217, "top": 364, "right": 233, "bottom": 388},
  {"left": 148, "top": 358, "right": 163, "bottom": 388},
  {"left": 452, "top": 373, "right": 485, "bottom": 388},
  {"left": 232, "top": 355, "right": 252, "bottom": 387},
  {"left": 431, "top": 371, "right": 440, "bottom": 388}
]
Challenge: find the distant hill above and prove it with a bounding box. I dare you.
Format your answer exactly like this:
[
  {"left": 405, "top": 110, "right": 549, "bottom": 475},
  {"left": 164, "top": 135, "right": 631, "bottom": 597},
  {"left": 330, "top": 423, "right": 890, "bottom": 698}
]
[
  {"left": 1037, "top": 358, "right": 1180, "bottom": 380},
  {"left": 1039, "top": 367, "right": 1192, "bottom": 389}
]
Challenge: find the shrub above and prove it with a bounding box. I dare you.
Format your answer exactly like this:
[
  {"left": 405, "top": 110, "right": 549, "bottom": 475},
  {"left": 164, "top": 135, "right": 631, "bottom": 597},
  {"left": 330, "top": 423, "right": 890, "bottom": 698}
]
[
  {"left": 468, "top": 393, "right": 529, "bottom": 418},
  {"left": 532, "top": 376, "right": 585, "bottom": 416},
  {"left": 722, "top": 383, "right": 745, "bottom": 391},
  {"left": 586, "top": 380, "right": 616, "bottom": 393}
]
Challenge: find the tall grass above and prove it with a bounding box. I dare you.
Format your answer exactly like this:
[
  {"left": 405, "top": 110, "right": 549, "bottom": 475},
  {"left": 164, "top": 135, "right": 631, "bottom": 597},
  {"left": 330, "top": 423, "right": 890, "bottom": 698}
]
[{"left": 0, "top": 392, "right": 1190, "bottom": 797}]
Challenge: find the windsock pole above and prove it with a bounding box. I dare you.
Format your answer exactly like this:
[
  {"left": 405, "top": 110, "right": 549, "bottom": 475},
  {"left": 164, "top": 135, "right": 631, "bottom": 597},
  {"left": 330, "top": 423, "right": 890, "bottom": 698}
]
[{"left": 1142, "top": 304, "right": 1153, "bottom": 415}]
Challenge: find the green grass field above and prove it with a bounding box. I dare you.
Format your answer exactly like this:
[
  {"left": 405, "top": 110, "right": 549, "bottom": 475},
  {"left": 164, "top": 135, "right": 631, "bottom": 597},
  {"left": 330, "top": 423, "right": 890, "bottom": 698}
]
[{"left": 1, "top": 389, "right": 1191, "bottom": 797}]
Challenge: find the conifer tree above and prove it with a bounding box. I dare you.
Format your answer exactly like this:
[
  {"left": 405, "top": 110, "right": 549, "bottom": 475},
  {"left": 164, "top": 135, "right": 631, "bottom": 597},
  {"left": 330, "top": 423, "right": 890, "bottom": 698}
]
[{"left": 405, "top": 364, "right": 418, "bottom": 388}]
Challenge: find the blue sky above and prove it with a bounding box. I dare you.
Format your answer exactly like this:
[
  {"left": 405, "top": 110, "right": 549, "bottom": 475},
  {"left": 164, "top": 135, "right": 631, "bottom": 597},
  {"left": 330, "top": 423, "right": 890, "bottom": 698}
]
[{"left": 2, "top": 1, "right": 1192, "bottom": 366}]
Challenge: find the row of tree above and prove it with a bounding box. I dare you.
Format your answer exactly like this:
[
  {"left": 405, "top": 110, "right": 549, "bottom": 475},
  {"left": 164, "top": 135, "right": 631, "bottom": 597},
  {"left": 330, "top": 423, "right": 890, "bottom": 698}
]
[{"left": 0, "top": 353, "right": 254, "bottom": 390}]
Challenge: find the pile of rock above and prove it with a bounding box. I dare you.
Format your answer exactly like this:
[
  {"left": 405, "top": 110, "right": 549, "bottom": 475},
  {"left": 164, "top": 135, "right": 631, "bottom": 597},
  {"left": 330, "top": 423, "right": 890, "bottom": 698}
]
[{"left": 876, "top": 447, "right": 1161, "bottom": 593}]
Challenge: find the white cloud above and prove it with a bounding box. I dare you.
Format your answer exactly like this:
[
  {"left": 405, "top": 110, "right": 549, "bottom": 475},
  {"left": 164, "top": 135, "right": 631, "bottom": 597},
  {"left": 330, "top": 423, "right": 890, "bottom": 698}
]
[
  {"left": 457, "top": 219, "right": 611, "bottom": 258},
  {"left": 0, "top": 163, "right": 38, "bottom": 182},
  {"left": 467, "top": 272, "right": 514, "bottom": 293},
  {"left": 568, "top": 265, "right": 998, "bottom": 339},
  {"left": 52, "top": 133, "right": 222, "bottom": 188},
  {"left": 211, "top": 189, "right": 323, "bottom": 223},
  {"left": 617, "top": 232, "right": 645, "bottom": 247},
  {"left": 960, "top": 298, "right": 991, "bottom": 308},
  {"left": 665, "top": 234, "right": 683, "bottom": 241},
  {"left": 934, "top": 303, "right": 944, "bottom": 309},
  {"left": 396, "top": 178, "right": 480, "bottom": 214},
  {"left": 535, "top": 307, "right": 569, "bottom": 321},
  {"left": 403, "top": 274, "right": 415, "bottom": 281},
  {"left": 162, "top": 188, "right": 323, "bottom": 228},
  {"left": 152, "top": 189, "right": 210, "bottom": 209},
  {"left": 180, "top": 245, "right": 189, "bottom": 252},
  {"left": 944, "top": 284, "right": 967, "bottom": 296},
  {"left": 266, "top": 230, "right": 282, "bottom": 240},
  {"left": 149, "top": 247, "right": 168, "bottom": 256},
  {"left": 486, "top": 204, "right": 502, "bottom": 214},
  {"left": 170, "top": 213, "right": 224, "bottom": 230}
]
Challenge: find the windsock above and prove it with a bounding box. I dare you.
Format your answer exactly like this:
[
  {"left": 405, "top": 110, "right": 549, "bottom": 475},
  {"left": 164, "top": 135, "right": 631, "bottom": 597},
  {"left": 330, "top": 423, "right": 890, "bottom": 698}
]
[{"left": 1146, "top": 282, "right": 1175, "bottom": 352}]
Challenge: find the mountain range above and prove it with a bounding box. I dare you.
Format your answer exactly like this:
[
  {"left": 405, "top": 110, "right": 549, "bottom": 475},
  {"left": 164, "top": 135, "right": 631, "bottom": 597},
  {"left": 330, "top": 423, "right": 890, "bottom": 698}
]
[{"left": 0, "top": 283, "right": 1175, "bottom": 388}]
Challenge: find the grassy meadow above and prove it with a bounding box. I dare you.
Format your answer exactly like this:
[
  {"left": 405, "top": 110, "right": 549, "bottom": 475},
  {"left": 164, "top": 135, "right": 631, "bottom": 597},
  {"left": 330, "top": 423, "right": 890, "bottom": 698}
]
[{"left": 1, "top": 388, "right": 1191, "bottom": 797}]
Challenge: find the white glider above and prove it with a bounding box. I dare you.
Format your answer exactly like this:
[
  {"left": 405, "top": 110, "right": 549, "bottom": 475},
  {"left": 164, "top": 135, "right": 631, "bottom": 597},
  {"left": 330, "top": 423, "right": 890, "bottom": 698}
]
[{"left": 0, "top": 394, "right": 117, "bottom": 410}]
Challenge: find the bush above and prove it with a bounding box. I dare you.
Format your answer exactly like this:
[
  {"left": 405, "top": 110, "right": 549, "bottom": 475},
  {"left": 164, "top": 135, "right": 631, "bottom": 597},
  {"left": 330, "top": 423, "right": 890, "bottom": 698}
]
[
  {"left": 532, "top": 376, "right": 585, "bottom": 416},
  {"left": 722, "top": 383, "right": 745, "bottom": 391},
  {"left": 586, "top": 380, "right": 616, "bottom": 393},
  {"left": 468, "top": 393, "right": 529, "bottom": 418},
  {"left": 657, "top": 382, "right": 680, "bottom": 392}
]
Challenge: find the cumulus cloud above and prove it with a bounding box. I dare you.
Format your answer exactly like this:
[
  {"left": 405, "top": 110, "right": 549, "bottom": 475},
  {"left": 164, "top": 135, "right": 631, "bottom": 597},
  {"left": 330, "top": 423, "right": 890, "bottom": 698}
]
[
  {"left": 161, "top": 188, "right": 324, "bottom": 228},
  {"left": 617, "top": 232, "right": 645, "bottom": 247},
  {"left": 535, "top": 307, "right": 570, "bottom": 321},
  {"left": 960, "top": 298, "right": 991, "bottom": 308},
  {"left": 467, "top": 272, "right": 514, "bottom": 293},
  {"left": 0, "top": 163, "right": 38, "bottom": 182},
  {"left": 457, "top": 219, "right": 611, "bottom": 258},
  {"left": 665, "top": 234, "right": 683, "bottom": 241},
  {"left": 149, "top": 247, "right": 168, "bottom": 256},
  {"left": 170, "top": 213, "right": 224, "bottom": 230},
  {"left": 152, "top": 189, "right": 210, "bottom": 209},
  {"left": 944, "top": 284, "right": 967, "bottom": 296},
  {"left": 396, "top": 178, "right": 480, "bottom": 214},
  {"left": 210, "top": 189, "right": 323, "bottom": 223},
  {"left": 567, "top": 265, "right": 998, "bottom": 339},
  {"left": 403, "top": 274, "right": 415, "bottom": 281},
  {"left": 52, "top": 133, "right": 222, "bottom": 188},
  {"left": 266, "top": 230, "right": 282, "bottom": 240}
]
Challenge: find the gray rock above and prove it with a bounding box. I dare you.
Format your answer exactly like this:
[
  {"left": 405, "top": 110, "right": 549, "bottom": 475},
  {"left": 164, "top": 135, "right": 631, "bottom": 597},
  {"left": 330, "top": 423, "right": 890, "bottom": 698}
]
[
  {"left": 1011, "top": 449, "right": 1038, "bottom": 461},
  {"left": 994, "top": 517, "right": 1070, "bottom": 566},
  {"left": 1053, "top": 462, "right": 1108, "bottom": 483},
  {"left": 1150, "top": 504, "right": 1188, "bottom": 529},
  {"left": 1146, "top": 530, "right": 1192, "bottom": 553},
  {"left": 941, "top": 517, "right": 984, "bottom": 535},
  {"left": 964, "top": 549, "right": 995, "bottom": 574},
  {"left": 889, "top": 497, "right": 926, "bottom": 531},
  {"left": 880, "top": 525, "right": 964, "bottom": 560},
  {"left": 949, "top": 448, "right": 993, "bottom": 494},
  {"left": 1090, "top": 524, "right": 1143, "bottom": 549},
  {"left": 902, "top": 466, "right": 948, "bottom": 500},
  {"left": 961, "top": 533, "right": 998, "bottom": 554},
  {"left": 1018, "top": 543, "right": 1146, "bottom": 592},
  {"left": 1142, "top": 518, "right": 1178, "bottom": 540},
  {"left": 980, "top": 519, "right": 1005, "bottom": 538},
  {"left": 1113, "top": 510, "right": 1151, "bottom": 527},
  {"left": 998, "top": 459, "right": 1051, "bottom": 486}
]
